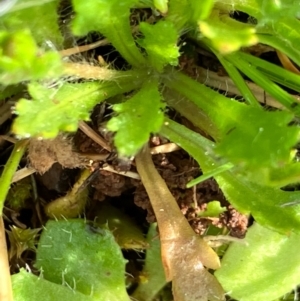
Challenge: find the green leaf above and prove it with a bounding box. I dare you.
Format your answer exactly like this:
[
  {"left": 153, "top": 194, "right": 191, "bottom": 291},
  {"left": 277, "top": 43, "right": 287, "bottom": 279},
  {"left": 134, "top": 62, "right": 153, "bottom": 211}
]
[
  {"left": 0, "top": 0, "right": 62, "bottom": 47},
  {"left": 165, "top": 0, "right": 191, "bottom": 32},
  {"left": 0, "top": 84, "right": 24, "bottom": 101},
  {"left": 12, "top": 269, "right": 90, "bottom": 301},
  {"left": 164, "top": 70, "right": 300, "bottom": 186},
  {"left": 45, "top": 169, "right": 90, "bottom": 219},
  {"left": 12, "top": 77, "right": 142, "bottom": 138},
  {"left": 153, "top": 0, "right": 168, "bottom": 14},
  {"left": 214, "top": 52, "right": 261, "bottom": 108},
  {"left": 0, "top": 30, "right": 62, "bottom": 85},
  {"left": 160, "top": 119, "right": 300, "bottom": 234},
  {"left": 187, "top": 163, "right": 234, "bottom": 188},
  {"left": 107, "top": 80, "right": 164, "bottom": 156},
  {"left": 71, "top": 0, "right": 146, "bottom": 67},
  {"left": 163, "top": 69, "right": 239, "bottom": 141},
  {"left": 225, "top": 52, "right": 300, "bottom": 114},
  {"left": 6, "top": 177, "right": 32, "bottom": 211},
  {"left": 215, "top": 223, "right": 300, "bottom": 301},
  {"left": 215, "top": 107, "right": 299, "bottom": 171},
  {"left": 258, "top": 18, "right": 300, "bottom": 69},
  {"left": 199, "top": 16, "right": 258, "bottom": 54},
  {"left": 224, "top": 51, "right": 300, "bottom": 94},
  {"left": 213, "top": 0, "right": 261, "bottom": 19},
  {"left": 131, "top": 223, "right": 167, "bottom": 301},
  {"left": 94, "top": 203, "right": 149, "bottom": 249},
  {"left": 138, "top": 20, "right": 179, "bottom": 72},
  {"left": 189, "top": 0, "right": 214, "bottom": 22},
  {"left": 35, "top": 219, "right": 131, "bottom": 301},
  {"left": 198, "top": 201, "right": 226, "bottom": 218},
  {"left": 259, "top": 0, "right": 300, "bottom": 23}
]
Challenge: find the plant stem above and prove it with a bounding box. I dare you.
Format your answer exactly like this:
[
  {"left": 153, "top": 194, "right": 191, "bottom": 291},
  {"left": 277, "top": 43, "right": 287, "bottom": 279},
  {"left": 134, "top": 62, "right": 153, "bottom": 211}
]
[
  {"left": 0, "top": 139, "right": 28, "bottom": 215},
  {"left": 135, "top": 144, "right": 220, "bottom": 270},
  {"left": 0, "top": 217, "right": 13, "bottom": 301},
  {"left": 135, "top": 144, "right": 224, "bottom": 301},
  {"left": 62, "top": 63, "right": 143, "bottom": 81}
]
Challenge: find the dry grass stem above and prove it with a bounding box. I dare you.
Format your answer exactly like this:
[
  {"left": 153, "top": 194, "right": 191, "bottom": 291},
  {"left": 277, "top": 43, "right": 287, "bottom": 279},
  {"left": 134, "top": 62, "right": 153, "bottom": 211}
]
[
  {"left": 0, "top": 217, "right": 13, "bottom": 301},
  {"left": 78, "top": 121, "right": 111, "bottom": 152},
  {"left": 101, "top": 164, "right": 140, "bottom": 180},
  {"left": 195, "top": 66, "right": 300, "bottom": 109},
  {"left": 59, "top": 39, "right": 109, "bottom": 57},
  {"left": 11, "top": 167, "right": 36, "bottom": 183}
]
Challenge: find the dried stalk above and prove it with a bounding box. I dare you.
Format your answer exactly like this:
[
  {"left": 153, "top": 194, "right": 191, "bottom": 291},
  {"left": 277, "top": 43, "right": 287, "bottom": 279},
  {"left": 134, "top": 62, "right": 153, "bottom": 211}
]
[{"left": 0, "top": 217, "right": 13, "bottom": 301}]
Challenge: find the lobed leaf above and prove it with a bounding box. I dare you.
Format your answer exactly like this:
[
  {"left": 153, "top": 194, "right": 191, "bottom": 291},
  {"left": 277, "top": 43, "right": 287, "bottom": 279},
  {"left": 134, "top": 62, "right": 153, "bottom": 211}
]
[
  {"left": 0, "top": 30, "right": 62, "bottom": 85},
  {"left": 13, "top": 78, "right": 142, "bottom": 138},
  {"left": 164, "top": 70, "right": 300, "bottom": 186},
  {"left": 71, "top": 0, "right": 145, "bottom": 67},
  {"left": 107, "top": 80, "right": 164, "bottom": 156},
  {"left": 138, "top": 20, "right": 179, "bottom": 72},
  {"left": 0, "top": 0, "right": 62, "bottom": 47}
]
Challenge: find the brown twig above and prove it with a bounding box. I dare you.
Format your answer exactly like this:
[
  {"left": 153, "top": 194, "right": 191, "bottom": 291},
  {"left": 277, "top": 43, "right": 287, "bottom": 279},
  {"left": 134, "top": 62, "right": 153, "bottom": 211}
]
[
  {"left": 194, "top": 66, "right": 300, "bottom": 109},
  {"left": 276, "top": 50, "right": 300, "bottom": 75},
  {"left": 59, "top": 39, "right": 109, "bottom": 57},
  {"left": 78, "top": 121, "right": 111, "bottom": 152}
]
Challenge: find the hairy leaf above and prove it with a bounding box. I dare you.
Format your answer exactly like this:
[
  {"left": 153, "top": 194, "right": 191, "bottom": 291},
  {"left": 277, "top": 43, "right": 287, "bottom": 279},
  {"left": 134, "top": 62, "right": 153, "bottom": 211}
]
[
  {"left": 0, "top": 30, "right": 62, "bottom": 85},
  {"left": 0, "top": 0, "right": 62, "bottom": 47},
  {"left": 107, "top": 80, "right": 164, "bottom": 156},
  {"left": 71, "top": 0, "right": 145, "bottom": 66},
  {"left": 13, "top": 78, "right": 141, "bottom": 138},
  {"left": 35, "top": 219, "right": 131, "bottom": 301},
  {"left": 12, "top": 269, "right": 90, "bottom": 301},
  {"left": 138, "top": 20, "right": 179, "bottom": 72},
  {"left": 165, "top": 0, "right": 192, "bottom": 31}
]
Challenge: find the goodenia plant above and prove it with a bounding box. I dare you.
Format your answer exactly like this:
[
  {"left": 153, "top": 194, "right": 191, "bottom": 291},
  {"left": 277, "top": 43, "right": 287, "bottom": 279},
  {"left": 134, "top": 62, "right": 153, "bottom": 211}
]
[{"left": 1, "top": 0, "right": 300, "bottom": 300}]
